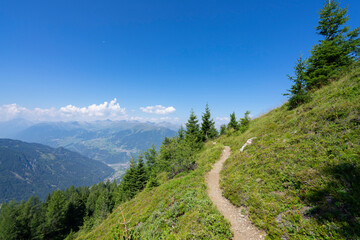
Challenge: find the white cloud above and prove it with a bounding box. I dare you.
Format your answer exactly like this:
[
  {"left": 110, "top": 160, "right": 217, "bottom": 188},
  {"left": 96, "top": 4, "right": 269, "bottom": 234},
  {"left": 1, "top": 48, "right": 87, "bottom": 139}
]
[
  {"left": 0, "top": 104, "right": 28, "bottom": 121},
  {"left": 215, "top": 116, "right": 230, "bottom": 129},
  {"left": 0, "top": 98, "right": 127, "bottom": 122},
  {"left": 216, "top": 116, "right": 230, "bottom": 122},
  {"left": 140, "top": 105, "right": 176, "bottom": 115}
]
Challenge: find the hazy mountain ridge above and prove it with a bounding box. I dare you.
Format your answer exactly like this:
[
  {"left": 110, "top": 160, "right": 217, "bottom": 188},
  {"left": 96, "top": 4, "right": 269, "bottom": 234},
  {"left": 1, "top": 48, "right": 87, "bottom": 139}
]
[
  {"left": 12, "top": 120, "right": 177, "bottom": 164},
  {"left": 0, "top": 139, "right": 114, "bottom": 203}
]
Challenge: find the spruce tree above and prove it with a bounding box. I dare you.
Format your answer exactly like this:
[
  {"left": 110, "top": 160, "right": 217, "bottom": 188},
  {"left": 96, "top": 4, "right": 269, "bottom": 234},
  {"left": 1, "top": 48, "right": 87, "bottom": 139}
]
[
  {"left": 144, "top": 145, "right": 157, "bottom": 170},
  {"left": 306, "top": 0, "right": 360, "bottom": 89},
  {"left": 136, "top": 155, "right": 148, "bottom": 191},
  {"left": 220, "top": 124, "right": 227, "bottom": 135},
  {"left": 185, "top": 109, "right": 201, "bottom": 144},
  {"left": 121, "top": 157, "right": 138, "bottom": 199},
  {"left": 284, "top": 57, "right": 310, "bottom": 109},
  {"left": 228, "top": 112, "right": 239, "bottom": 131},
  {"left": 44, "top": 190, "right": 68, "bottom": 239},
  {"left": 177, "top": 125, "right": 185, "bottom": 140},
  {"left": 208, "top": 123, "right": 219, "bottom": 139},
  {"left": 239, "top": 110, "right": 251, "bottom": 132},
  {"left": 201, "top": 103, "right": 217, "bottom": 141}
]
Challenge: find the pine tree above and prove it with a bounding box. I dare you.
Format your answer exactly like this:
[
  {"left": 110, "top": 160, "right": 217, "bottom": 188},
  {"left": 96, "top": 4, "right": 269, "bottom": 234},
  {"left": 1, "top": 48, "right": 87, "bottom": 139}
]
[
  {"left": 208, "top": 123, "right": 219, "bottom": 139},
  {"left": 306, "top": 0, "right": 360, "bottom": 89},
  {"left": 121, "top": 157, "right": 138, "bottom": 199},
  {"left": 66, "top": 190, "right": 86, "bottom": 232},
  {"left": 220, "top": 124, "right": 227, "bottom": 135},
  {"left": 284, "top": 57, "right": 310, "bottom": 109},
  {"left": 144, "top": 145, "right": 157, "bottom": 170},
  {"left": 44, "top": 190, "right": 68, "bottom": 239},
  {"left": 177, "top": 125, "right": 185, "bottom": 140},
  {"left": 135, "top": 155, "right": 148, "bottom": 191},
  {"left": 201, "top": 103, "right": 217, "bottom": 141},
  {"left": 239, "top": 110, "right": 251, "bottom": 132},
  {"left": 185, "top": 109, "right": 201, "bottom": 145},
  {"left": 0, "top": 201, "right": 20, "bottom": 240},
  {"left": 94, "top": 189, "right": 113, "bottom": 220},
  {"left": 227, "top": 112, "right": 239, "bottom": 131}
]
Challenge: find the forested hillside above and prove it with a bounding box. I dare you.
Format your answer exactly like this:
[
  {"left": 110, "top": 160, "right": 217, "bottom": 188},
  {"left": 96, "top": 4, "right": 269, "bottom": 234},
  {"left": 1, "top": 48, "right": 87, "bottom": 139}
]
[{"left": 0, "top": 139, "right": 113, "bottom": 202}]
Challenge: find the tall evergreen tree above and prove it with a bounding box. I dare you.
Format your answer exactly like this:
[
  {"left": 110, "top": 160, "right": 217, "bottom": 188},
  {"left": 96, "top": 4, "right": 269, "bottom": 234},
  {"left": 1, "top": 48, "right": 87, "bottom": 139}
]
[
  {"left": 121, "top": 157, "right": 138, "bottom": 199},
  {"left": 135, "top": 155, "right": 148, "bottom": 191},
  {"left": 44, "top": 190, "right": 68, "bottom": 240},
  {"left": 144, "top": 145, "right": 157, "bottom": 170},
  {"left": 185, "top": 109, "right": 201, "bottom": 145},
  {"left": 284, "top": 57, "right": 310, "bottom": 109},
  {"left": 227, "top": 112, "right": 239, "bottom": 131},
  {"left": 0, "top": 201, "right": 21, "bottom": 240},
  {"left": 177, "top": 125, "right": 185, "bottom": 140},
  {"left": 201, "top": 104, "right": 217, "bottom": 141},
  {"left": 306, "top": 0, "right": 360, "bottom": 89},
  {"left": 220, "top": 124, "right": 227, "bottom": 135},
  {"left": 238, "top": 111, "right": 252, "bottom": 133}
]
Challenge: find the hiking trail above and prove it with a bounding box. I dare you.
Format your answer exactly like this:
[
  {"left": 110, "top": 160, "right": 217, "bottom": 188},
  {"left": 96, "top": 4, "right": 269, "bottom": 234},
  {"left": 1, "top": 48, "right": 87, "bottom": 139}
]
[{"left": 206, "top": 146, "right": 265, "bottom": 240}]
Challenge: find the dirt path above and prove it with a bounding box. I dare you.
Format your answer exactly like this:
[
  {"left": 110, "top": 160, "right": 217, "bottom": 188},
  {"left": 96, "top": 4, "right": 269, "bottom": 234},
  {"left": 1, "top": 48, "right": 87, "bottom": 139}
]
[{"left": 206, "top": 146, "right": 265, "bottom": 240}]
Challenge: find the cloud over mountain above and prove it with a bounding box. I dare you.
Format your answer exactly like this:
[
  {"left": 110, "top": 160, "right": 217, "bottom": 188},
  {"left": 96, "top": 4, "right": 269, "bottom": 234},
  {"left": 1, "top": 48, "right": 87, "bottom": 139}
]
[
  {"left": 0, "top": 98, "right": 127, "bottom": 122},
  {"left": 140, "top": 105, "right": 176, "bottom": 115}
]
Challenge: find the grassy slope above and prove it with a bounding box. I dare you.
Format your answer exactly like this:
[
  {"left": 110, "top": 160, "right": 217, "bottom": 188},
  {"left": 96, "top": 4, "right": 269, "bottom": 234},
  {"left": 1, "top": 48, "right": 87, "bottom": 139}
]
[
  {"left": 219, "top": 66, "right": 360, "bottom": 239},
  {"left": 74, "top": 67, "right": 359, "bottom": 240},
  {"left": 75, "top": 142, "right": 233, "bottom": 240}
]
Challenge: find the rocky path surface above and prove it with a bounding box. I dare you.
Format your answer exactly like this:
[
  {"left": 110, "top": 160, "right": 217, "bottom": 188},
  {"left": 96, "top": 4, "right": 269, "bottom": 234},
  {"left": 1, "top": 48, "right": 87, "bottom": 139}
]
[{"left": 206, "top": 146, "right": 265, "bottom": 240}]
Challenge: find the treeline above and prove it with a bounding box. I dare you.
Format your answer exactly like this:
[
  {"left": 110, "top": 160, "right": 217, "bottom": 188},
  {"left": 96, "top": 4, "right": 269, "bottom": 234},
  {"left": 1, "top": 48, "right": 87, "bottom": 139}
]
[
  {"left": 285, "top": 0, "right": 359, "bottom": 109},
  {"left": 219, "top": 110, "right": 251, "bottom": 136},
  {"left": 0, "top": 182, "right": 119, "bottom": 240},
  {"left": 0, "top": 104, "right": 249, "bottom": 240}
]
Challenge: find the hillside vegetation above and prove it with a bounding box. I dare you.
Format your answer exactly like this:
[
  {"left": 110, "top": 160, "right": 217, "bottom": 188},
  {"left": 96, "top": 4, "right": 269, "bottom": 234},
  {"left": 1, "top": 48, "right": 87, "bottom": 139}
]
[
  {"left": 1, "top": 1, "right": 358, "bottom": 239},
  {"left": 75, "top": 142, "right": 232, "bottom": 239},
  {"left": 220, "top": 65, "right": 360, "bottom": 239},
  {"left": 73, "top": 64, "right": 359, "bottom": 240}
]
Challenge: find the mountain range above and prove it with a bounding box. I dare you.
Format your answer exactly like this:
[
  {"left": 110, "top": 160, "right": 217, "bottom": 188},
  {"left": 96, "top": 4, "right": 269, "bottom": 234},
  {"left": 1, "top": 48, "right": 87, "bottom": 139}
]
[
  {"left": 0, "top": 139, "right": 114, "bottom": 202},
  {"left": 1, "top": 120, "right": 177, "bottom": 165}
]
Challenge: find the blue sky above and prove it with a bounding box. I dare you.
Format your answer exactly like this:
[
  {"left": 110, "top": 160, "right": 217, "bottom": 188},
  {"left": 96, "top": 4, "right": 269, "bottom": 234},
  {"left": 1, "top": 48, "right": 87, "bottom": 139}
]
[{"left": 0, "top": 0, "right": 359, "bottom": 125}]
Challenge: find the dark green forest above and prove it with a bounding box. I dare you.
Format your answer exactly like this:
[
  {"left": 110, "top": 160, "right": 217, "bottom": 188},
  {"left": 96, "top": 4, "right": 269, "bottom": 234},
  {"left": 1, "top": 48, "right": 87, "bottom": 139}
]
[{"left": 0, "top": 139, "right": 114, "bottom": 203}]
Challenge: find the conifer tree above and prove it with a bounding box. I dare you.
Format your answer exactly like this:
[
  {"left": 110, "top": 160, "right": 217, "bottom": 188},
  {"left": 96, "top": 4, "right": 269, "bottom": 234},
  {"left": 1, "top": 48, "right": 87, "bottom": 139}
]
[
  {"left": 185, "top": 109, "right": 201, "bottom": 145},
  {"left": 220, "top": 124, "right": 227, "bottom": 135},
  {"left": 44, "top": 190, "right": 68, "bottom": 239},
  {"left": 228, "top": 112, "right": 239, "bottom": 131},
  {"left": 239, "top": 110, "right": 251, "bottom": 133},
  {"left": 121, "top": 157, "right": 138, "bottom": 199},
  {"left": 306, "top": 0, "right": 360, "bottom": 89},
  {"left": 94, "top": 189, "right": 113, "bottom": 220},
  {"left": 177, "top": 125, "right": 185, "bottom": 140},
  {"left": 0, "top": 201, "right": 21, "bottom": 239},
  {"left": 66, "top": 190, "right": 86, "bottom": 231},
  {"left": 136, "top": 155, "right": 148, "bottom": 191},
  {"left": 209, "top": 123, "right": 219, "bottom": 139},
  {"left": 201, "top": 103, "right": 217, "bottom": 141},
  {"left": 144, "top": 145, "right": 157, "bottom": 170},
  {"left": 284, "top": 57, "right": 310, "bottom": 109}
]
